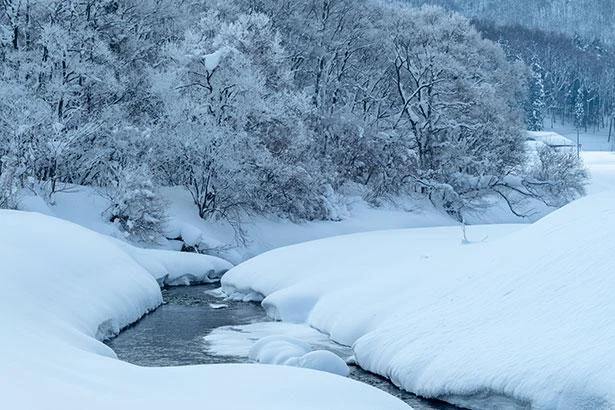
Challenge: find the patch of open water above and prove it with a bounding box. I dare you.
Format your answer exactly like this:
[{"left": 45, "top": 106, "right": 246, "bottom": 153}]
[{"left": 106, "top": 285, "right": 460, "bottom": 410}]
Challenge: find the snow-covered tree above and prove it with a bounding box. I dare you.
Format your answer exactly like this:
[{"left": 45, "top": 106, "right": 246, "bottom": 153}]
[
  {"left": 368, "top": 6, "right": 527, "bottom": 215},
  {"left": 0, "top": 0, "right": 589, "bottom": 222},
  {"left": 575, "top": 86, "right": 586, "bottom": 130},
  {"left": 0, "top": 79, "right": 54, "bottom": 203},
  {"left": 526, "top": 59, "right": 547, "bottom": 131},
  {"left": 526, "top": 145, "right": 587, "bottom": 206},
  {"left": 0, "top": 150, "right": 21, "bottom": 209},
  {"left": 108, "top": 165, "right": 167, "bottom": 243},
  {"left": 151, "top": 10, "right": 329, "bottom": 221}
]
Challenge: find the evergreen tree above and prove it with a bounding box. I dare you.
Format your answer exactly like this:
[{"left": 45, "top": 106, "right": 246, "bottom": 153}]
[
  {"left": 526, "top": 59, "right": 546, "bottom": 131},
  {"left": 575, "top": 87, "right": 585, "bottom": 130}
]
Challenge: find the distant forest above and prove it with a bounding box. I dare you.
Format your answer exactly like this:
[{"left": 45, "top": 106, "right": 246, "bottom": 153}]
[
  {"left": 398, "top": 0, "right": 615, "bottom": 44},
  {"left": 399, "top": 0, "right": 615, "bottom": 132}
]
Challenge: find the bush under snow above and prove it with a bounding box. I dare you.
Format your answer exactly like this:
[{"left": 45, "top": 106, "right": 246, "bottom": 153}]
[{"left": 108, "top": 166, "right": 168, "bottom": 243}]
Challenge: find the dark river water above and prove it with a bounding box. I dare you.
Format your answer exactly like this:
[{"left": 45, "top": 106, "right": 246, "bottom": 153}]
[{"left": 106, "top": 284, "right": 459, "bottom": 410}]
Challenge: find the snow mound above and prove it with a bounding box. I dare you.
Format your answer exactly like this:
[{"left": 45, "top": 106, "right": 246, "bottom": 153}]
[
  {"left": 0, "top": 210, "right": 409, "bottom": 410},
  {"left": 249, "top": 335, "right": 311, "bottom": 363},
  {"left": 115, "top": 241, "right": 233, "bottom": 286},
  {"left": 163, "top": 216, "right": 225, "bottom": 251},
  {"left": 287, "top": 350, "right": 350, "bottom": 377},
  {"left": 249, "top": 336, "right": 349, "bottom": 377},
  {"left": 526, "top": 130, "right": 575, "bottom": 147},
  {"left": 204, "top": 322, "right": 351, "bottom": 358},
  {"left": 222, "top": 223, "right": 523, "bottom": 326},
  {"left": 222, "top": 192, "right": 615, "bottom": 408}
]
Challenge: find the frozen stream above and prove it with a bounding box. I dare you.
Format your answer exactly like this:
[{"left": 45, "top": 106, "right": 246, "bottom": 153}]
[{"left": 106, "top": 284, "right": 460, "bottom": 410}]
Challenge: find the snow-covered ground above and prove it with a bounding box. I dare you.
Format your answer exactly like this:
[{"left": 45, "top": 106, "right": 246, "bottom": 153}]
[
  {"left": 526, "top": 130, "right": 576, "bottom": 148},
  {"left": 16, "top": 124, "right": 613, "bottom": 266},
  {"left": 582, "top": 151, "right": 615, "bottom": 194},
  {"left": 14, "top": 182, "right": 555, "bottom": 266},
  {"left": 4, "top": 128, "right": 612, "bottom": 409},
  {"left": 17, "top": 184, "right": 460, "bottom": 263},
  {"left": 221, "top": 190, "right": 615, "bottom": 409},
  {"left": 160, "top": 188, "right": 459, "bottom": 262},
  {"left": 0, "top": 210, "right": 410, "bottom": 409},
  {"left": 545, "top": 119, "right": 615, "bottom": 152}
]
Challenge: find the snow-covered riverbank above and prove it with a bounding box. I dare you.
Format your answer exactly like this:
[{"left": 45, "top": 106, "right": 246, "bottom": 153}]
[
  {"left": 221, "top": 191, "right": 615, "bottom": 409},
  {"left": 107, "top": 285, "right": 456, "bottom": 409},
  {"left": 0, "top": 210, "right": 410, "bottom": 410},
  {"left": 3, "top": 148, "right": 612, "bottom": 409}
]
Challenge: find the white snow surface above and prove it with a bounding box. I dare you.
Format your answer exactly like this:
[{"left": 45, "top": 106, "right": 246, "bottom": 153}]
[
  {"left": 203, "top": 47, "right": 229, "bottom": 71},
  {"left": 526, "top": 130, "right": 575, "bottom": 147},
  {"left": 160, "top": 186, "right": 457, "bottom": 263},
  {"left": 17, "top": 188, "right": 233, "bottom": 286},
  {"left": 249, "top": 335, "right": 350, "bottom": 377},
  {"left": 205, "top": 322, "right": 354, "bottom": 376},
  {"left": 0, "top": 210, "right": 410, "bottom": 410},
  {"left": 222, "top": 191, "right": 615, "bottom": 409},
  {"left": 18, "top": 184, "right": 459, "bottom": 264},
  {"left": 205, "top": 322, "right": 351, "bottom": 358},
  {"left": 115, "top": 240, "right": 232, "bottom": 286},
  {"left": 582, "top": 151, "right": 615, "bottom": 195}
]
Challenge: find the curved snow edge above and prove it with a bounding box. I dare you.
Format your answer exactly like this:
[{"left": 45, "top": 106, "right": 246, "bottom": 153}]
[
  {"left": 0, "top": 210, "right": 412, "bottom": 410},
  {"left": 221, "top": 283, "right": 266, "bottom": 303},
  {"left": 95, "top": 302, "right": 162, "bottom": 342},
  {"left": 114, "top": 240, "right": 234, "bottom": 286},
  {"left": 221, "top": 192, "right": 615, "bottom": 409}
]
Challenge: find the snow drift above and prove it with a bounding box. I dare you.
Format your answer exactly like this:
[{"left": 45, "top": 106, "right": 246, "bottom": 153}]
[
  {"left": 249, "top": 335, "right": 349, "bottom": 377},
  {"left": 117, "top": 241, "right": 232, "bottom": 286},
  {"left": 222, "top": 191, "right": 615, "bottom": 409},
  {"left": 0, "top": 210, "right": 409, "bottom": 410}
]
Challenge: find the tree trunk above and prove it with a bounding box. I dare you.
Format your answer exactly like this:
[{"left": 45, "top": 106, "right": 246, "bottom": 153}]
[{"left": 12, "top": 26, "right": 18, "bottom": 50}]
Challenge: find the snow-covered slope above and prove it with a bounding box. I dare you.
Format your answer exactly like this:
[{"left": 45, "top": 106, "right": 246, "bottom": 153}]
[
  {"left": 582, "top": 151, "right": 615, "bottom": 195},
  {"left": 0, "top": 210, "right": 410, "bottom": 410},
  {"left": 222, "top": 191, "right": 615, "bottom": 409},
  {"left": 160, "top": 187, "right": 457, "bottom": 262}
]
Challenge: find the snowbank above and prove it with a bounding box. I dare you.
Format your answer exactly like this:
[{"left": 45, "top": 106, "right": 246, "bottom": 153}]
[
  {"left": 222, "top": 224, "right": 523, "bottom": 323},
  {"left": 161, "top": 186, "right": 457, "bottom": 263},
  {"left": 23, "top": 184, "right": 459, "bottom": 264},
  {"left": 16, "top": 186, "right": 233, "bottom": 286},
  {"left": 222, "top": 192, "right": 615, "bottom": 408},
  {"left": 205, "top": 322, "right": 352, "bottom": 358},
  {"left": 249, "top": 335, "right": 349, "bottom": 376},
  {"left": 115, "top": 241, "right": 232, "bottom": 286},
  {"left": 0, "top": 210, "right": 409, "bottom": 410}
]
